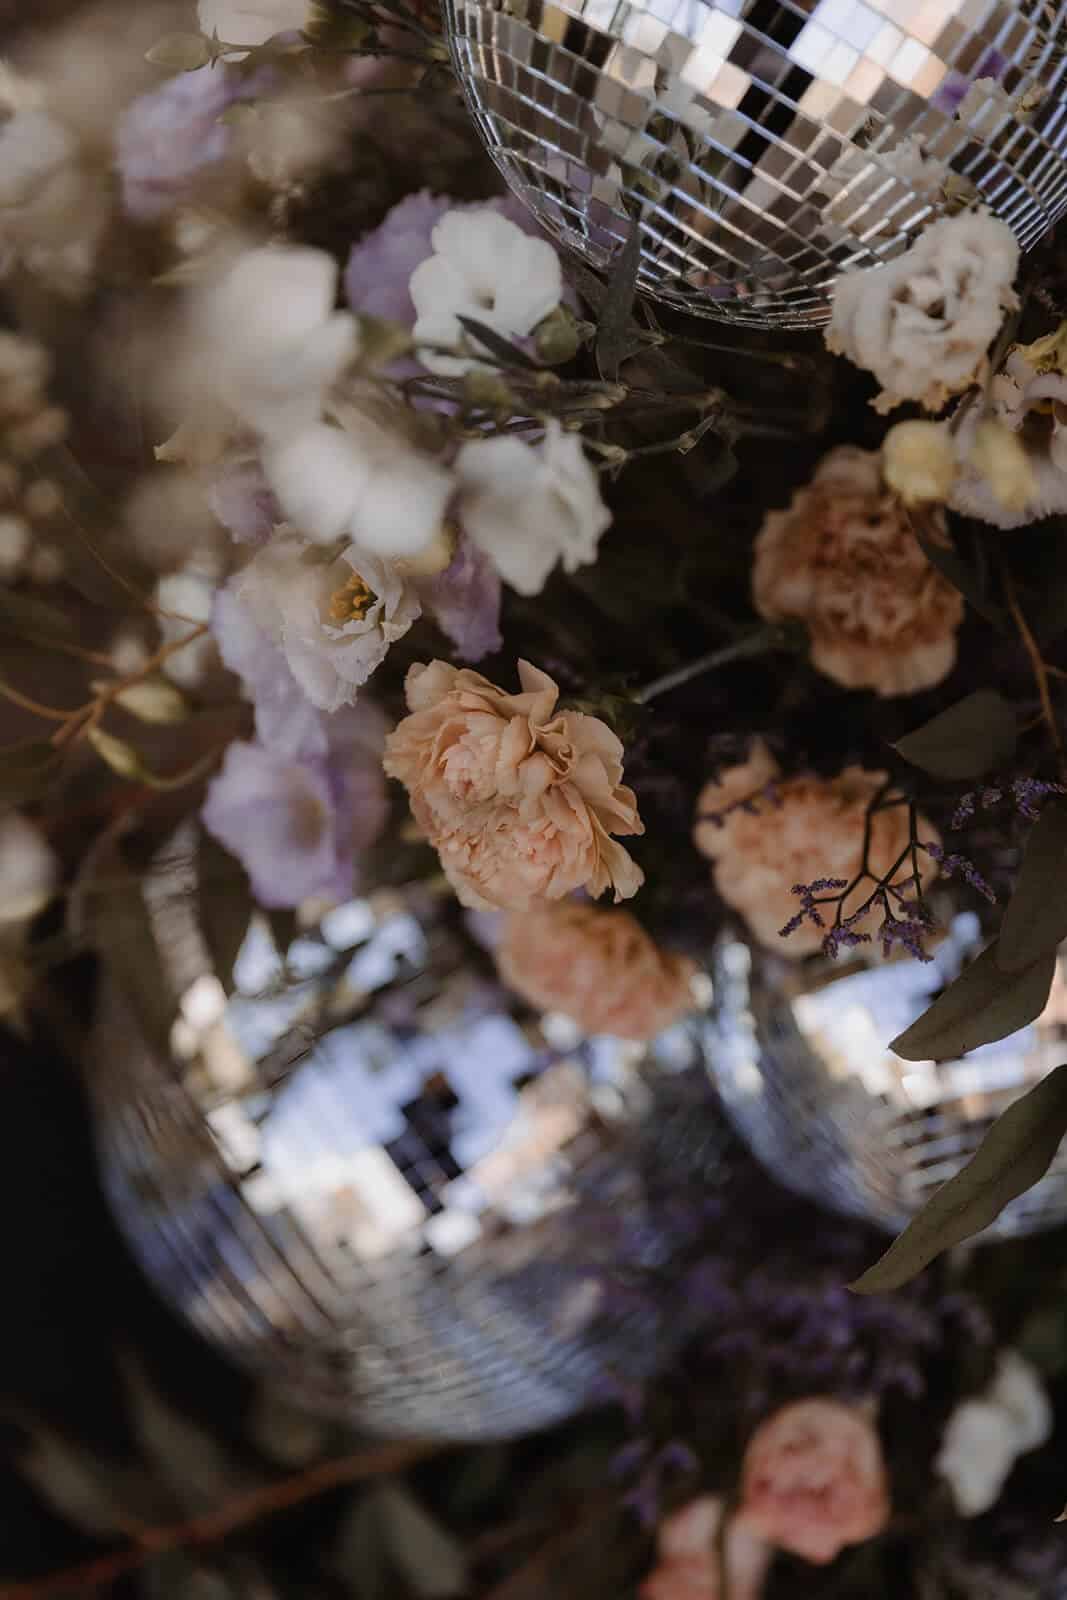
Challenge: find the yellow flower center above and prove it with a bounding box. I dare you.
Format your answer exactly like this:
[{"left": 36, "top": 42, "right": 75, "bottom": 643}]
[{"left": 328, "top": 572, "right": 377, "bottom": 624}]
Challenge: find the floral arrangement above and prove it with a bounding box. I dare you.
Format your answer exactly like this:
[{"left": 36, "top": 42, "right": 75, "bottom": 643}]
[{"left": 4, "top": 0, "right": 1067, "bottom": 1590}]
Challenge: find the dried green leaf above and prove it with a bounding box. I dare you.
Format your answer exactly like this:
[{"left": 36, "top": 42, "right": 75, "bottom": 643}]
[
  {"left": 455, "top": 315, "right": 541, "bottom": 371},
  {"left": 595, "top": 220, "right": 644, "bottom": 380},
  {"left": 145, "top": 32, "right": 214, "bottom": 69},
  {"left": 890, "top": 941, "right": 1056, "bottom": 1062},
  {"left": 0, "top": 740, "right": 61, "bottom": 804},
  {"left": 998, "top": 803, "right": 1067, "bottom": 974},
  {"left": 852, "top": 1062, "right": 1067, "bottom": 1292},
  {"left": 196, "top": 828, "right": 254, "bottom": 994},
  {"left": 892, "top": 689, "right": 1016, "bottom": 780}
]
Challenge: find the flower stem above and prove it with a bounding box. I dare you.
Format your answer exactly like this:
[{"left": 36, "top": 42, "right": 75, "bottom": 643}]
[{"left": 632, "top": 624, "right": 792, "bottom": 704}]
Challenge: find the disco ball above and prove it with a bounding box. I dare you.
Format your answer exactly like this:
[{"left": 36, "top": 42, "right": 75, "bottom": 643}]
[
  {"left": 704, "top": 912, "right": 1067, "bottom": 1235},
  {"left": 88, "top": 829, "right": 728, "bottom": 1440},
  {"left": 443, "top": 0, "right": 1067, "bottom": 326}
]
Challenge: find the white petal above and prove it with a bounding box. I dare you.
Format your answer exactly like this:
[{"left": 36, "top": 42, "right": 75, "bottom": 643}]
[{"left": 263, "top": 422, "right": 371, "bottom": 544}]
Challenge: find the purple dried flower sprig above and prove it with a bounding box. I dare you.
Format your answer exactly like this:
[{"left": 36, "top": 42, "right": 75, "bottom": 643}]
[
  {"left": 695, "top": 779, "right": 780, "bottom": 832},
  {"left": 951, "top": 777, "right": 1067, "bottom": 830},
  {"left": 920, "top": 840, "right": 997, "bottom": 904}
]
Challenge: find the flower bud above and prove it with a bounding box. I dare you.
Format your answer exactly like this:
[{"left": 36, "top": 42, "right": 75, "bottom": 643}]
[
  {"left": 969, "top": 419, "right": 1037, "bottom": 513},
  {"left": 882, "top": 419, "right": 957, "bottom": 506},
  {"left": 535, "top": 305, "right": 582, "bottom": 366},
  {"left": 87, "top": 727, "right": 151, "bottom": 782},
  {"left": 92, "top": 677, "right": 189, "bottom": 725}
]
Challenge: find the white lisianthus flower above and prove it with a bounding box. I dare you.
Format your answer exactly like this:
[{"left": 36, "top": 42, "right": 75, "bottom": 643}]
[
  {"left": 262, "top": 418, "right": 453, "bottom": 557},
  {"left": 827, "top": 211, "right": 1019, "bottom": 414},
  {"left": 0, "top": 812, "right": 59, "bottom": 926},
  {"left": 198, "top": 0, "right": 314, "bottom": 49},
  {"left": 195, "top": 244, "right": 358, "bottom": 438},
  {"left": 156, "top": 557, "right": 223, "bottom": 688},
  {"left": 410, "top": 209, "right": 563, "bottom": 376},
  {"left": 949, "top": 352, "right": 1067, "bottom": 527},
  {"left": 936, "top": 1351, "right": 1051, "bottom": 1517},
  {"left": 229, "top": 531, "right": 420, "bottom": 711},
  {"left": 455, "top": 420, "right": 610, "bottom": 596}
]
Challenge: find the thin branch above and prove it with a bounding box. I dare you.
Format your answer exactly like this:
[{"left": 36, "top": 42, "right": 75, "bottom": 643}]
[
  {"left": 633, "top": 624, "right": 790, "bottom": 704},
  {"left": 1004, "top": 567, "right": 1066, "bottom": 779}
]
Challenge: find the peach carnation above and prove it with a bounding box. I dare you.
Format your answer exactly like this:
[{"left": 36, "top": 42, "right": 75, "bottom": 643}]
[
  {"left": 753, "top": 446, "right": 963, "bottom": 697},
  {"left": 383, "top": 658, "right": 644, "bottom": 911},
  {"left": 641, "top": 1497, "right": 772, "bottom": 1600},
  {"left": 694, "top": 743, "right": 939, "bottom": 958},
  {"left": 497, "top": 900, "right": 696, "bottom": 1041},
  {"left": 739, "top": 1400, "right": 890, "bottom": 1565}
]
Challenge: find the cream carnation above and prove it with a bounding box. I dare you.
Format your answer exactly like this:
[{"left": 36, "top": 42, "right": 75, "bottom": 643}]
[
  {"left": 641, "top": 1497, "right": 772, "bottom": 1600},
  {"left": 827, "top": 211, "right": 1019, "bottom": 413},
  {"left": 694, "top": 744, "right": 939, "bottom": 958},
  {"left": 383, "top": 659, "right": 644, "bottom": 911},
  {"left": 497, "top": 901, "right": 696, "bottom": 1041},
  {"left": 753, "top": 446, "right": 963, "bottom": 697}
]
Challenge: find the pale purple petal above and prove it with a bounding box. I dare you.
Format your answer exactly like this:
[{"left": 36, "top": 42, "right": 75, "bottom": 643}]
[
  {"left": 202, "top": 741, "right": 352, "bottom": 908},
  {"left": 212, "top": 585, "right": 328, "bottom": 760},
  {"left": 116, "top": 65, "right": 238, "bottom": 222},
  {"left": 420, "top": 532, "right": 502, "bottom": 663},
  {"left": 932, "top": 48, "right": 1006, "bottom": 115},
  {"left": 207, "top": 458, "right": 280, "bottom": 545}
]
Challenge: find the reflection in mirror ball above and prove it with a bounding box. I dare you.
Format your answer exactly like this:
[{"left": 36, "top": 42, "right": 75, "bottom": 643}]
[
  {"left": 89, "top": 832, "right": 727, "bottom": 1440},
  {"left": 443, "top": 0, "right": 1067, "bottom": 325},
  {"left": 704, "top": 914, "right": 1067, "bottom": 1234}
]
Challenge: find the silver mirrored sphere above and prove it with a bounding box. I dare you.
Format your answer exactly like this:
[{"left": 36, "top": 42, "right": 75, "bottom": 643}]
[
  {"left": 90, "top": 832, "right": 727, "bottom": 1440},
  {"left": 443, "top": 0, "right": 1067, "bottom": 326},
  {"left": 704, "top": 914, "right": 1067, "bottom": 1234}
]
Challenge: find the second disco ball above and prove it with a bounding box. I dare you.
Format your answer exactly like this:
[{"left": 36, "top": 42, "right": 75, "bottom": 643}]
[{"left": 443, "top": 0, "right": 1067, "bottom": 326}]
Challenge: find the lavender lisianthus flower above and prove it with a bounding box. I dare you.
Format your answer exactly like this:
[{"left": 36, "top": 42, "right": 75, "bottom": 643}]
[
  {"left": 213, "top": 585, "right": 327, "bottom": 760},
  {"left": 201, "top": 703, "right": 389, "bottom": 909},
  {"left": 115, "top": 65, "right": 248, "bottom": 222},
  {"left": 207, "top": 457, "right": 280, "bottom": 546},
  {"left": 419, "top": 532, "right": 502, "bottom": 663}
]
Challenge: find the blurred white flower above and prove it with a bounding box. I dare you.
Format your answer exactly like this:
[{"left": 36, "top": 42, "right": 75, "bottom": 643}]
[
  {"left": 967, "top": 418, "right": 1037, "bottom": 513},
  {"left": 0, "top": 811, "right": 59, "bottom": 925},
  {"left": 156, "top": 558, "right": 223, "bottom": 688},
  {"left": 956, "top": 77, "right": 1017, "bottom": 133},
  {"left": 827, "top": 211, "right": 1019, "bottom": 413},
  {"left": 410, "top": 209, "right": 562, "bottom": 376},
  {"left": 949, "top": 350, "right": 1067, "bottom": 527},
  {"left": 0, "top": 107, "right": 74, "bottom": 207},
  {"left": 198, "top": 0, "right": 314, "bottom": 49},
  {"left": 262, "top": 417, "right": 453, "bottom": 557},
  {"left": 936, "top": 1352, "right": 1051, "bottom": 1517},
  {"left": 882, "top": 419, "right": 957, "bottom": 506},
  {"left": 229, "top": 531, "right": 420, "bottom": 711},
  {"left": 455, "top": 420, "right": 610, "bottom": 595},
  {"left": 194, "top": 244, "right": 358, "bottom": 438}
]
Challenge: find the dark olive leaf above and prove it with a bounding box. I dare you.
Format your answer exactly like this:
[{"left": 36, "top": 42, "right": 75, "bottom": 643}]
[
  {"left": 890, "top": 941, "right": 1056, "bottom": 1062},
  {"left": 196, "top": 827, "right": 254, "bottom": 994},
  {"left": 454, "top": 315, "right": 541, "bottom": 372},
  {"left": 998, "top": 802, "right": 1067, "bottom": 974},
  {"left": 916, "top": 527, "right": 1007, "bottom": 630},
  {"left": 78, "top": 839, "right": 180, "bottom": 1060},
  {"left": 595, "top": 219, "right": 645, "bottom": 381},
  {"left": 0, "top": 740, "right": 61, "bottom": 804},
  {"left": 852, "top": 1062, "right": 1067, "bottom": 1293},
  {"left": 891, "top": 689, "right": 1016, "bottom": 780}
]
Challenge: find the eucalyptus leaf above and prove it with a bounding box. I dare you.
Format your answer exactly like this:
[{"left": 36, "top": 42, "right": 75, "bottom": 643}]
[
  {"left": 998, "top": 802, "right": 1067, "bottom": 974},
  {"left": 145, "top": 31, "right": 214, "bottom": 69},
  {"left": 892, "top": 690, "right": 1016, "bottom": 780},
  {"left": 196, "top": 828, "right": 254, "bottom": 994},
  {"left": 852, "top": 1062, "right": 1067, "bottom": 1293},
  {"left": 0, "top": 740, "right": 61, "bottom": 804},
  {"left": 889, "top": 942, "right": 1056, "bottom": 1062},
  {"left": 916, "top": 528, "right": 1006, "bottom": 630},
  {"left": 596, "top": 220, "right": 644, "bottom": 381}
]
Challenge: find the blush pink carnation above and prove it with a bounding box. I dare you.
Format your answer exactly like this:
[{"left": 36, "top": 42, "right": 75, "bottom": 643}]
[
  {"left": 738, "top": 1400, "right": 890, "bottom": 1565},
  {"left": 694, "top": 743, "right": 939, "bottom": 957},
  {"left": 383, "top": 659, "right": 644, "bottom": 911},
  {"left": 641, "top": 1497, "right": 772, "bottom": 1600},
  {"left": 753, "top": 446, "right": 963, "bottom": 697},
  {"left": 496, "top": 901, "right": 696, "bottom": 1041}
]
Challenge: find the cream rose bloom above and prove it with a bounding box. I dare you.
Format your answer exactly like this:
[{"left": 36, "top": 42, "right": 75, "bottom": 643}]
[
  {"left": 383, "top": 659, "right": 644, "bottom": 911},
  {"left": 739, "top": 1401, "right": 890, "bottom": 1565},
  {"left": 827, "top": 211, "right": 1019, "bottom": 413},
  {"left": 753, "top": 446, "right": 963, "bottom": 697},
  {"left": 694, "top": 743, "right": 939, "bottom": 958},
  {"left": 497, "top": 901, "right": 696, "bottom": 1041}
]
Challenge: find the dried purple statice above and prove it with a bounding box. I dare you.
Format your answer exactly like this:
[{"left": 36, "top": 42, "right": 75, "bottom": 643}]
[{"left": 921, "top": 840, "right": 997, "bottom": 903}]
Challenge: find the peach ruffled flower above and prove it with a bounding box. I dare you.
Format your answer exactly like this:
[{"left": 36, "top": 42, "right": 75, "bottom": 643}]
[
  {"left": 739, "top": 1400, "right": 890, "bottom": 1565},
  {"left": 641, "top": 1496, "right": 772, "bottom": 1600},
  {"left": 753, "top": 446, "right": 963, "bottom": 697},
  {"left": 383, "top": 659, "right": 644, "bottom": 911},
  {"left": 693, "top": 743, "right": 939, "bottom": 958},
  {"left": 497, "top": 900, "right": 696, "bottom": 1041}
]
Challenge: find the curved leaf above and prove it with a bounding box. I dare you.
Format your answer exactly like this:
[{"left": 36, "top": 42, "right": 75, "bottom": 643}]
[
  {"left": 889, "top": 942, "right": 1056, "bottom": 1062},
  {"left": 852, "top": 1062, "right": 1067, "bottom": 1293},
  {"left": 998, "top": 803, "right": 1067, "bottom": 974},
  {"left": 892, "top": 690, "right": 1016, "bottom": 781}
]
